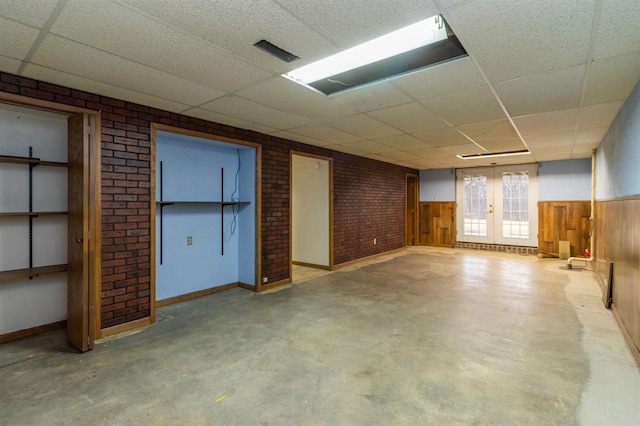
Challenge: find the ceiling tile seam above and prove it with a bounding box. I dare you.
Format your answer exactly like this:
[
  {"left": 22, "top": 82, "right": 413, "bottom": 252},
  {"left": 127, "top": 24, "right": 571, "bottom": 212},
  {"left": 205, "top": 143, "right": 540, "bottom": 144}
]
[
  {"left": 412, "top": 102, "right": 489, "bottom": 153},
  {"left": 33, "top": 32, "right": 236, "bottom": 101},
  {"left": 270, "top": 0, "right": 343, "bottom": 52},
  {"left": 571, "top": 0, "right": 603, "bottom": 159},
  {"left": 16, "top": 0, "right": 68, "bottom": 75},
  {"left": 179, "top": 84, "right": 320, "bottom": 124},
  {"left": 437, "top": 6, "right": 531, "bottom": 155},
  {"left": 20, "top": 62, "right": 192, "bottom": 110},
  {"left": 322, "top": 115, "right": 400, "bottom": 141},
  {"left": 111, "top": 0, "right": 279, "bottom": 77}
]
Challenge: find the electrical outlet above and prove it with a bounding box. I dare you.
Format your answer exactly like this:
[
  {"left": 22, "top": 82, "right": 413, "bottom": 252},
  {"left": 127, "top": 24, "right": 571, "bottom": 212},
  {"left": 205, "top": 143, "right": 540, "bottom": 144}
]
[
  {"left": 373, "top": 238, "right": 377, "bottom": 245},
  {"left": 187, "top": 236, "right": 192, "bottom": 245},
  {"left": 263, "top": 277, "right": 269, "bottom": 283}
]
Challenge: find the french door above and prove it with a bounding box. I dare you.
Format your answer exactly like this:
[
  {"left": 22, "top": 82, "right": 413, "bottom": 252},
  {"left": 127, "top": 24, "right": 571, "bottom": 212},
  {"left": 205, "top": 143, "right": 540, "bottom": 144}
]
[{"left": 456, "top": 164, "right": 538, "bottom": 247}]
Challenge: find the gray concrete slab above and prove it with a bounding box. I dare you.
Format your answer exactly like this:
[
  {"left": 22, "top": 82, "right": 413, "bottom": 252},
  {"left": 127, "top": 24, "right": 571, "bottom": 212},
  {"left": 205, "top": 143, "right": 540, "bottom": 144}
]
[{"left": 1, "top": 247, "right": 639, "bottom": 425}]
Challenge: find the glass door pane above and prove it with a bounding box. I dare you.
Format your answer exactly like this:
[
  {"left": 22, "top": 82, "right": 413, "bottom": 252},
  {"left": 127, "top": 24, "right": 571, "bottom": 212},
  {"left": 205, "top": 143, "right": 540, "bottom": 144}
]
[
  {"left": 501, "top": 171, "right": 529, "bottom": 239},
  {"left": 456, "top": 168, "right": 493, "bottom": 244}
]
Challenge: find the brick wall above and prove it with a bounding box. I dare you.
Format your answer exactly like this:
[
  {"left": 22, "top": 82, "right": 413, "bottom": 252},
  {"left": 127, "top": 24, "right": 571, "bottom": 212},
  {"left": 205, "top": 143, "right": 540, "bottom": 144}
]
[{"left": 1, "top": 71, "right": 416, "bottom": 329}]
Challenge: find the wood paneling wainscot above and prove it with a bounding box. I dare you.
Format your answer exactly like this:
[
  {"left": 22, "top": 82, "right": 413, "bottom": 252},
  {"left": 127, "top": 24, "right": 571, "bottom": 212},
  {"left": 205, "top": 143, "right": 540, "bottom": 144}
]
[
  {"left": 418, "top": 202, "right": 455, "bottom": 248},
  {"left": 538, "top": 201, "right": 591, "bottom": 257},
  {"left": 594, "top": 197, "right": 640, "bottom": 366}
]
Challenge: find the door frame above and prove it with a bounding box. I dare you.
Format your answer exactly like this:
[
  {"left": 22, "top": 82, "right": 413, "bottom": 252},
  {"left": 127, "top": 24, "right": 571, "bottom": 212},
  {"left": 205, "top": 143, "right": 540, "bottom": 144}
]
[
  {"left": 406, "top": 173, "right": 419, "bottom": 246},
  {"left": 290, "top": 151, "right": 334, "bottom": 275},
  {"left": 0, "top": 92, "right": 102, "bottom": 351},
  {"left": 456, "top": 164, "right": 538, "bottom": 247}
]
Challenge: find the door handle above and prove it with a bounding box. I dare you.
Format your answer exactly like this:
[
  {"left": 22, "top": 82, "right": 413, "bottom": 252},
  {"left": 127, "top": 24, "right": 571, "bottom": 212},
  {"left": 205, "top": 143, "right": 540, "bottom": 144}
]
[
  {"left": 77, "top": 237, "right": 83, "bottom": 243},
  {"left": 488, "top": 204, "right": 494, "bottom": 214}
]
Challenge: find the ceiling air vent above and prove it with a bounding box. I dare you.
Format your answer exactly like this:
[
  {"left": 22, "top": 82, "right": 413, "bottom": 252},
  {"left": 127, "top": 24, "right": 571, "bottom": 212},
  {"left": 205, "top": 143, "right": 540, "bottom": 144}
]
[{"left": 254, "top": 39, "right": 300, "bottom": 63}]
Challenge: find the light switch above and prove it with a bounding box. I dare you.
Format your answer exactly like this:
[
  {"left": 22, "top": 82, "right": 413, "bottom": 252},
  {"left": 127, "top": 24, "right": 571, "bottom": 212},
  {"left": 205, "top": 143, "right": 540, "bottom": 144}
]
[{"left": 187, "top": 236, "right": 193, "bottom": 245}]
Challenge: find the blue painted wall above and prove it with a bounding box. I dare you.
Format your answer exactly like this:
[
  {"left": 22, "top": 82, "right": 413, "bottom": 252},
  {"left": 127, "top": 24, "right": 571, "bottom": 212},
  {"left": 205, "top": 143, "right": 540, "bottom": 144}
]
[
  {"left": 596, "top": 80, "right": 640, "bottom": 199},
  {"left": 420, "top": 160, "right": 592, "bottom": 202},
  {"left": 156, "top": 131, "right": 256, "bottom": 301},
  {"left": 419, "top": 168, "right": 455, "bottom": 201},
  {"left": 538, "top": 159, "right": 591, "bottom": 201}
]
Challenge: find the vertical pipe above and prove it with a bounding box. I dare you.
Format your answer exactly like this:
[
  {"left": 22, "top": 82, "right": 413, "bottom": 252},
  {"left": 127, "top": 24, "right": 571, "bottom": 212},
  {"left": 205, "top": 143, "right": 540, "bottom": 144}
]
[
  {"left": 221, "top": 168, "right": 224, "bottom": 256},
  {"left": 28, "top": 146, "right": 33, "bottom": 278},
  {"left": 160, "top": 161, "right": 163, "bottom": 265},
  {"left": 590, "top": 149, "right": 596, "bottom": 258}
]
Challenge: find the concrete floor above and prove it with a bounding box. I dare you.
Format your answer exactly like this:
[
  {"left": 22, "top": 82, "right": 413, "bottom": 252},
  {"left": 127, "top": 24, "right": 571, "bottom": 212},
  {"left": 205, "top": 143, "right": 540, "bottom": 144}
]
[{"left": 1, "top": 247, "right": 639, "bottom": 425}]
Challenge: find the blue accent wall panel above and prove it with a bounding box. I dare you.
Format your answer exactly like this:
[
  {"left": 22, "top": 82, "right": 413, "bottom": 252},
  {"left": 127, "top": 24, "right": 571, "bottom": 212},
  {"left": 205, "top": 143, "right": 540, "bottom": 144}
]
[
  {"left": 596, "top": 80, "right": 640, "bottom": 199},
  {"left": 156, "top": 132, "right": 256, "bottom": 301},
  {"left": 539, "top": 159, "right": 591, "bottom": 201},
  {"left": 419, "top": 168, "right": 455, "bottom": 201}
]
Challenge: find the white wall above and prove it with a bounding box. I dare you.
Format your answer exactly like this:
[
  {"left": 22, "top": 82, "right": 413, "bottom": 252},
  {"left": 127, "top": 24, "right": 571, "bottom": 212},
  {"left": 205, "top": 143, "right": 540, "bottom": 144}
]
[
  {"left": 596, "top": 80, "right": 640, "bottom": 199},
  {"left": 292, "top": 155, "right": 329, "bottom": 267},
  {"left": 0, "top": 103, "right": 68, "bottom": 334}
]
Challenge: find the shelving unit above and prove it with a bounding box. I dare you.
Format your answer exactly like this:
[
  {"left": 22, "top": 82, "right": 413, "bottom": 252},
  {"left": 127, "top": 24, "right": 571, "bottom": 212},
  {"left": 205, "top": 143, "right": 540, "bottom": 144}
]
[
  {"left": 0, "top": 148, "right": 68, "bottom": 280},
  {"left": 157, "top": 162, "right": 250, "bottom": 263}
]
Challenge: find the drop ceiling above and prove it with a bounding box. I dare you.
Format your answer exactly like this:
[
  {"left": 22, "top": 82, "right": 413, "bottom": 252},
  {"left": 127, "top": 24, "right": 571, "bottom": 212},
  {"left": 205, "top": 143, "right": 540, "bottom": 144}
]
[{"left": 0, "top": 0, "right": 639, "bottom": 169}]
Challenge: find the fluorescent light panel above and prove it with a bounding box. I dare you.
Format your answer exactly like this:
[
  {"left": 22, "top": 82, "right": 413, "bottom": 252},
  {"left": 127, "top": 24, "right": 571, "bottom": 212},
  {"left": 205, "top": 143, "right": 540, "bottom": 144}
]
[
  {"left": 457, "top": 150, "right": 531, "bottom": 160},
  {"left": 284, "top": 15, "right": 446, "bottom": 86}
]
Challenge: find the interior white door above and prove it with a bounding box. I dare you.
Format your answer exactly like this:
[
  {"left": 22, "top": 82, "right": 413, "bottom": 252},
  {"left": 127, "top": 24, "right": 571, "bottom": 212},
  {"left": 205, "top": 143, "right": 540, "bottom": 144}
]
[{"left": 457, "top": 164, "right": 538, "bottom": 247}]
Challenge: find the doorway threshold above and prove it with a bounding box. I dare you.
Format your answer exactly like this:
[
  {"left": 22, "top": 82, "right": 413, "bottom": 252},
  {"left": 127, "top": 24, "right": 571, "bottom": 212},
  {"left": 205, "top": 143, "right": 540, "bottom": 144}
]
[{"left": 455, "top": 242, "right": 537, "bottom": 255}]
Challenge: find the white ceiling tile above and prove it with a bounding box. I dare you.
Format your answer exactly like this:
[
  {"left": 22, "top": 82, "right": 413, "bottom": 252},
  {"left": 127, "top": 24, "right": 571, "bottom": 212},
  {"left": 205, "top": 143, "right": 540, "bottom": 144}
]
[
  {"left": 439, "top": 143, "right": 486, "bottom": 156},
  {"left": 457, "top": 119, "right": 518, "bottom": 142},
  {"left": 391, "top": 57, "right": 486, "bottom": 100},
  {"left": 477, "top": 139, "right": 527, "bottom": 153},
  {"left": 337, "top": 140, "right": 395, "bottom": 154},
  {"left": 185, "top": 108, "right": 280, "bottom": 135},
  {"left": 269, "top": 130, "right": 333, "bottom": 147},
  {"left": 0, "top": 55, "right": 22, "bottom": 74},
  {"left": 592, "top": 0, "right": 640, "bottom": 60},
  {"left": 120, "top": 0, "right": 336, "bottom": 74},
  {"left": 200, "top": 96, "right": 311, "bottom": 130},
  {"left": 512, "top": 109, "right": 578, "bottom": 136},
  {"left": 366, "top": 102, "right": 450, "bottom": 133},
  {"left": 330, "top": 144, "right": 368, "bottom": 156},
  {"left": 444, "top": 0, "right": 594, "bottom": 82},
  {"left": 405, "top": 147, "right": 454, "bottom": 159},
  {"left": 523, "top": 131, "right": 575, "bottom": 148},
  {"left": 286, "top": 124, "right": 362, "bottom": 144},
  {"left": 0, "top": 17, "right": 40, "bottom": 59},
  {"left": 421, "top": 86, "right": 506, "bottom": 126},
  {"left": 327, "top": 114, "right": 403, "bottom": 139},
  {"left": 236, "top": 77, "right": 354, "bottom": 122},
  {"left": 31, "top": 35, "right": 225, "bottom": 106},
  {"left": 378, "top": 151, "right": 419, "bottom": 161},
  {"left": 374, "top": 135, "right": 432, "bottom": 151},
  {"left": 576, "top": 127, "right": 608, "bottom": 145},
  {"left": 274, "top": 0, "right": 440, "bottom": 48},
  {"left": 0, "top": 0, "right": 58, "bottom": 27},
  {"left": 334, "top": 81, "right": 414, "bottom": 113},
  {"left": 578, "top": 101, "right": 624, "bottom": 130},
  {"left": 51, "top": 0, "right": 272, "bottom": 93},
  {"left": 572, "top": 142, "right": 599, "bottom": 156},
  {"left": 412, "top": 127, "right": 468, "bottom": 147},
  {"left": 494, "top": 65, "right": 585, "bottom": 116},
  {"left": 530, "top": 145, "right": 573, "bottom": 161},
  {"left": 23, "top": 63, "right": 190, "bottom": 113},
  {"left": 583, "top": 53, "right": 640, "bottom": 105}
]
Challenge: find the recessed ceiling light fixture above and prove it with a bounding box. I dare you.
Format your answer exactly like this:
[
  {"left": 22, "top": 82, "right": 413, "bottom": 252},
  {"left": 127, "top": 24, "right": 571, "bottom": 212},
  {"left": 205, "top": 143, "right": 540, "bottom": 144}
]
[
  {"left": 457, "top": 150, "right": 531, "bottom": 160},
  {"left": 282, "top": 14, "right": 467, "bottom": 95}
]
